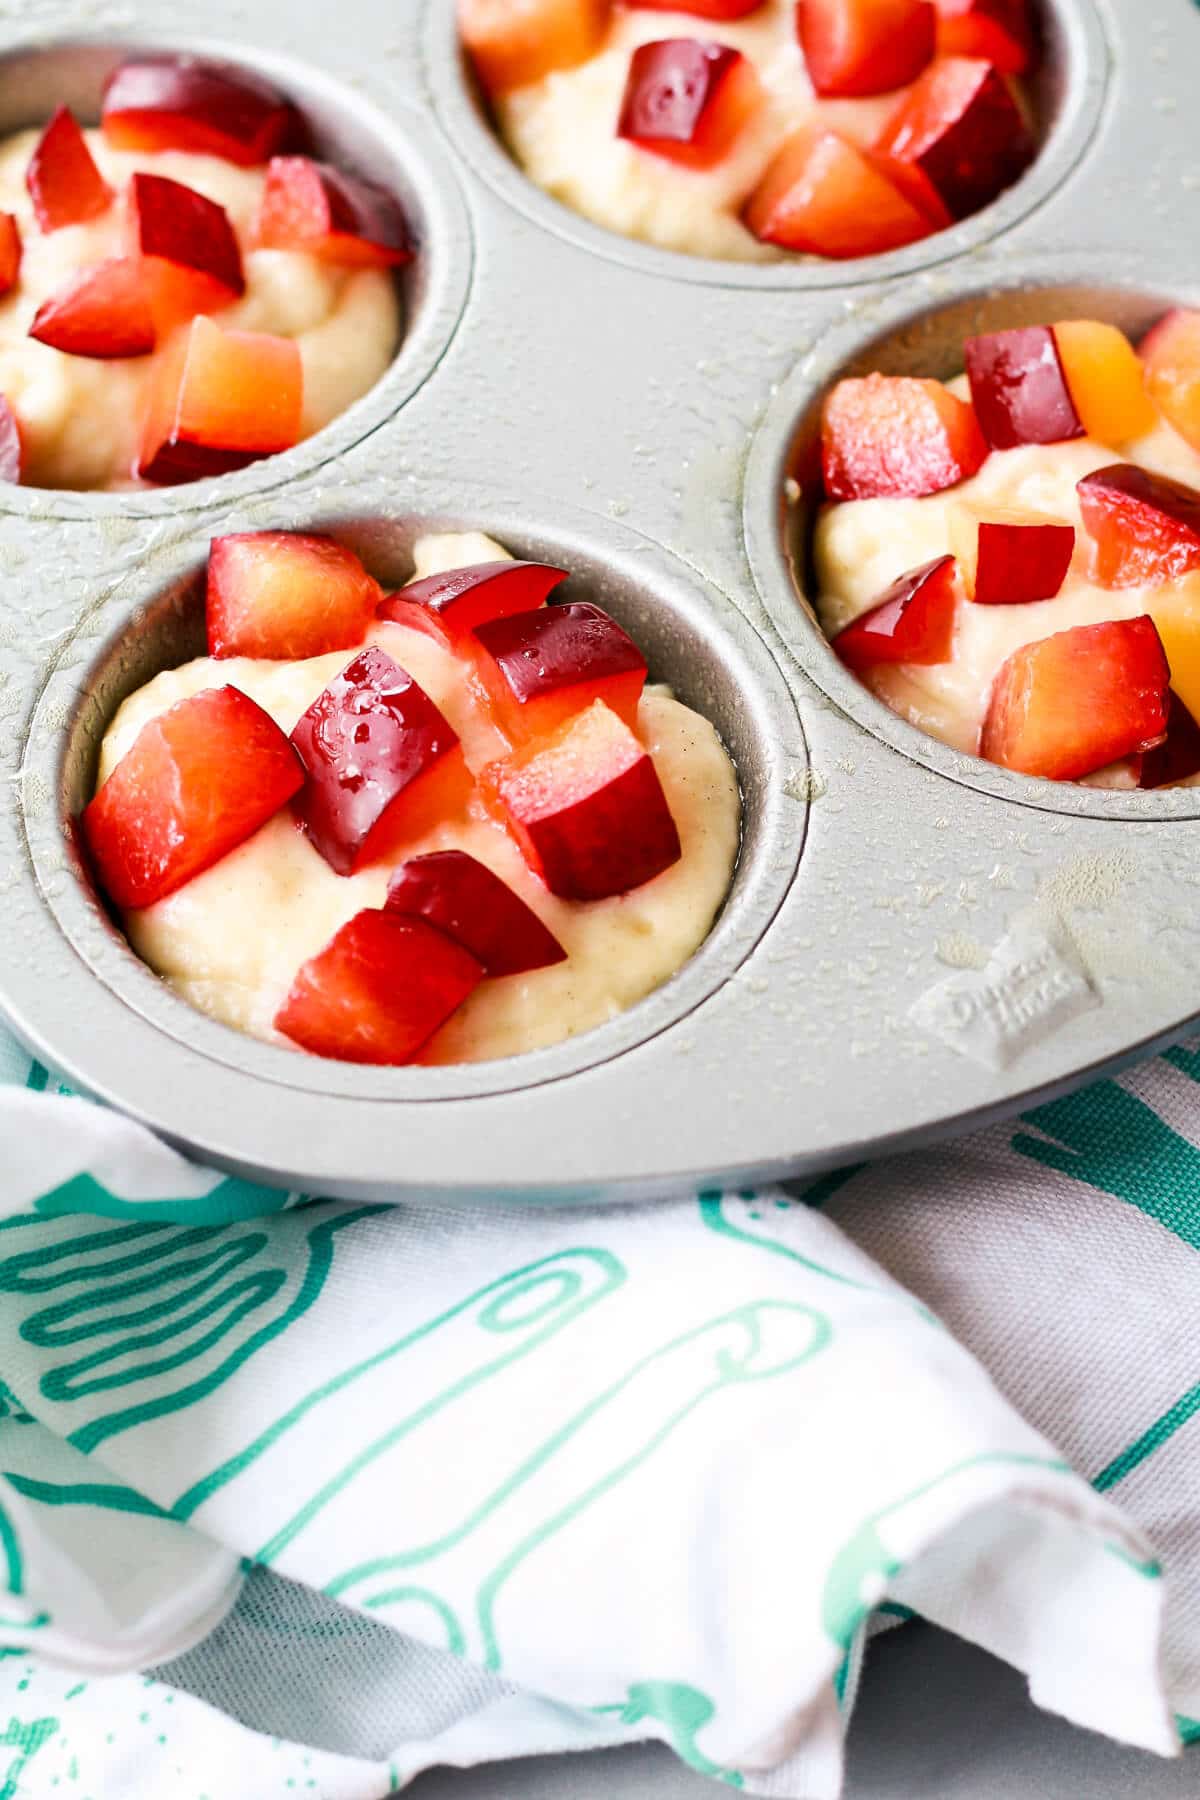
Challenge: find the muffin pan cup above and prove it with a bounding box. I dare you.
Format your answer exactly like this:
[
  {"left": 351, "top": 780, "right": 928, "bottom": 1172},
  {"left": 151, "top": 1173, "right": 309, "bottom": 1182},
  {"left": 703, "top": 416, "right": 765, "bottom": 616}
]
[{"left": 2, "top": 0, "right": 1199, "bottom": 1201}]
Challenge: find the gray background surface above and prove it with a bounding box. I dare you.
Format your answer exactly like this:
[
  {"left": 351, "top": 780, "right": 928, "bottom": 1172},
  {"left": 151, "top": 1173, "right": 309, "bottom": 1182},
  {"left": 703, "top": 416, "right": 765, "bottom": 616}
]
[{"left": 409, "top": 1624, "right": 1196, "bottom": 1798}]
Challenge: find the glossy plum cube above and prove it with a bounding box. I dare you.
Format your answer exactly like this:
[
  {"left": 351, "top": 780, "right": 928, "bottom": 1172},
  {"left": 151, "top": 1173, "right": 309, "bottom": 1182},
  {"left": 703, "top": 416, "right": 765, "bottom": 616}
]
[
  {"left": 1053, "top": 319, "right": 1157, "bottom": 446},
  {"left": 797, "top": 0, "right": 936, "bottom": 98},
  {"left": 833, "top": 554, "right": 957, "bottom": 671},
  {"left": 875, "top": 55, "right": 1033, "bottom": 220},
  {"left": 473, "top": 601, "right": 647, "bottom": 742},
  {"left": 483, "top": 701, "right": 681, "bottom": 900},
  {"left": 1141, "top": 309, "right": 1200, "bottom": 454},
  {"left": 618, "top": 40, "right": 763, "bottom": 169},
  {"left": 821, "top": 372, "right": 987, "bottom": 499},
  {"left": 29, "top": 257, "right": 155, "bottom": 360},
  {"left": 0, "top": 213, "right": 21, "bottom": 295},
  {"left": 964, "top": 326, "right": 1084, "bottom": 450},
  {"left": 26, "top": 107, "right": 112, "bottom": 233},
  {"left": 378, "top": 560, "right": 569, "bottom": 644},
  {"left": 290, "top": 645, "right": 470, "bottom": 876},
  {"left": 83, "top": 685, "right": 304, "bottom": 909},
  {"left": 207, "top": 532, "right": 383, "bottom": 660},
  {"left": 129, "top": 172, "right": 244, "bottom": 334},
  {"left": 101, "top": 57, "right": 295, "bottom": 166},
  {"left": 137, "top": 315, "right": 303, "bottom": 485},
  {"left": 458, "top": 0, "right": 612, "bottom": 96},
  {"left": 255, "top": 157, "right": 412, "bottom": 268},
  {"left": 979, "top": 615, "right": 1170, "bottom": 780},
  {"left": 947, "top": 507, "right": 1075, "bottom": 604},
  {"left": 386, "top": 850, "right": 567, "bottom": 976},
  {"left": 1139, "top": 693, "right": 1200, "bottom": 790},
  {"left": 275, "top": 910, "right": 483, "bottom": 1065},
  {"left": 932, "top": 0, "right": 1034, "bottom": 73},
  {"left": 1077, "top": 464, "right": 1200, "bottom": 590},
  {"left": 744, "top": 129, "right": 937, "bottom": 257}
]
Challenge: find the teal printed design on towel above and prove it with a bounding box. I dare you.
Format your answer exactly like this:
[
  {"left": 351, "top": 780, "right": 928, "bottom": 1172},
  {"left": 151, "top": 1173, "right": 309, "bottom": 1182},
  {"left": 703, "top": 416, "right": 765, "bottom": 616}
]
[
  {"left": 797, "top": 1167, "right": 865, "bottom": 1211},
  {"left": 0, "top": 1715, "right": 57, "bottom": 1800},
  {"left": 362, "top": 1588, "right": 466, "bottom": 1658},
  {"left": 822, "top": 1452, "right": 1072, "bottom": 1652},
  {"left": 31, "top": 1170, "right": 297, "bottom": 1225},
  {"left": 1179, "top": 1715, "right": 1200, "bottom": 1745},
  {"left": 1094, "top": 1381, "right": 1200, "bottom": 1493},
  {"left": 1012, "top": 1082, "right": 1200, "bottom": 1251},
  {"left": 23, "top": 1064, "right": 47, "bottom": 1094},
  {"left": 0, "top": 1209, "right": 377, "bottom": 1453},
  {"left": 0, "top": 1503, "right": 20, "bottom": 1599},
  {"left": 3, "top": 1473, "right": 170, "bottom": 1519},
  {"left": 247, "top": 1250, "right": 626, "bottom": 1562},
  {"left": 596, "top": 1684, "right": 743, "bottom": 1787}
]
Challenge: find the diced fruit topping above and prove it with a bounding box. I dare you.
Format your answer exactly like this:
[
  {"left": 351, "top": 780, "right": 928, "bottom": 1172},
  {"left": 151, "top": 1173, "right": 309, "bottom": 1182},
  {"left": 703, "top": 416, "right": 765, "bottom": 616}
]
[
  {"left": 483, "top": 701, "right": 681, "bottom": 901},
  {"left": 797, "top": 0, "right": 936, "bottom": 99},
  {"left": 290, "top": 646, "right": 470, "bottom": 876},
  {"left": 1139, "top": 693, "right": 1200, "bottom": 790},
  {"left": 832, "top": 554, "right": 957, "bottom": 671},
  {"left": 821, "top": 372, "right": 987, "bottom": 499},
  {"left": 979, "top": 616, "right": 1170, "bottom": 779},
  {"left": 1140, "top": 309, "right": 1200, "bottom": 454},
  {"left": 932, "top": 0, "right": 1034, "bottom": 73},
  {"left": 129, "top": 172, "right": 244, "bottom": 334},
  {"left": 875, "top": 55, "right": 1033, "bottom": 220},
  {"left": 207, "top": 532, "right": 383, "bottom": 660},
  {"left": 0, "top": 214, "right": 20, "bottom": 295},
  {"left": 947, "top": 506, "right": 1075, "bottom": 604},
  {"left": 138, "top": 315, "right": 303, "bottom": 485},
  {"left": 458, "top": 0, "right": 612, "bottom": 97},
  {"left": 378, "top": 560, "right": 568, "bottom": 643},
  {"left": 386, "top": 850, "right": 567, "bottom": 975},
  {"left": 744, "top": 128, "right": 937, "bottom": 257},
  {"left": 473, "top": 601, "right": 647, "bottom": 741},
  {"left": 1053, "top": 319, "right": 1157, "bottom": 446},
  {"left": 83, "top": 685, "right": 304, "bottom": 909},
  {"left": 618, "top": 40, "right": 763, "bottom": 169},
  {"left": 632, "top": 0, "right": 763, "bottom": 13},
  {"left": 0, "top": 398, "right": 20, "bottom": 483},
  {"left": 26, "top": 107, "right": 112, "bottom": 233},
  {"left": 255, "top": 157, "right": 412, "bottom": 268},
  {"left": 275, "top": 911, "right": 483, "bottom": 1065},
  {"left": 101, "top": 57, "right": 295, "bottom": 166},
  {"left": 1077, "top": 464, "right": 1200, "bottom": 590},
  {"left": 28, "top": 257, "right": 155, "bottom": 360},
  {"left": 963, "top": 325, "right": 1083, "bottom": 449}
]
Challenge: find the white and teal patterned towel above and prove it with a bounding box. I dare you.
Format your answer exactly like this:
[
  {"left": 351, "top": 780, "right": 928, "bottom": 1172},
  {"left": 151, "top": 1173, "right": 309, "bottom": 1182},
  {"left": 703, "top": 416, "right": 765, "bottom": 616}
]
[{"left": 0, "top": 1019, "right": 1195, "bottom": 1798}]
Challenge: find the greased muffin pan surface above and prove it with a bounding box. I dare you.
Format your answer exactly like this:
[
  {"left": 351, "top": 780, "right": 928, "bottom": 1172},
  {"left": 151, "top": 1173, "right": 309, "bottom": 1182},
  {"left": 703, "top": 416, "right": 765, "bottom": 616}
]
[{"left": 2, "top": 0, "right": 1199, "bottom": 1202}]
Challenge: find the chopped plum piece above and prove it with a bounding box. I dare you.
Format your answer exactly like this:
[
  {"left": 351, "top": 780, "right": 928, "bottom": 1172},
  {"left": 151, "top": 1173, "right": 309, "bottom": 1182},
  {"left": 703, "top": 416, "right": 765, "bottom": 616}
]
[
  {"left": 1141, "top": 309, "right": 1200, "bottom": 454},
  {"left": 28, "top": 257, "right": 155, "bottom": 359},
  {"left": 821, "top": 372, "right": 987, "bottom": 499},
  {"left": 207, "top": 532, "right": 383, "bottom": 660},
  {"left": 797, "top": 0, "right": 936, "bottom": 99},
  {"left": 473, "top": 601, "right": 647, "bottom": 741},
  {"left": 290, "top": 646, "right": 470, "bottom": 876},
  {"left": 129, "top": 172, "right": 244, "bottom": 334},
  {"left": 386, "top": 850, "right": 567, "bottom": 975},
  {"left": 482, "top": 700, "right": 681, "bottom": 901},
  {"left": 875, "top": 55, "right": 1033, "bottom": 220},
  {"left": 378, "top": 560, "right": 568, "bottom": 644},
  {"left": 635, "top": 0, "right": 763, "bottom": 13},
  {"left": 932, "top": 0, "right": 1034, "bottom": 73},
  {"left": 0, "top": 398, "right": 20, "bottom": 483},
  {"left": 0, "top": 213, "right": 20, "bottom": 295},
  {"left": 1139, "top": 693, "right": 1200, "bottom": 790},
  {"left": 947, "top": 505, "right": 1075, "bottom": 603},
  {"left": 458, "top": 0, "right": 612, "bottom": 97},
  {"left": 744, "top": 129, "right": 937, "bottom": 257},
  {"left": 83, "top": 685, "right": 304, "bottom": 909},
  {"left": 833, "top": 554, "right": 957, "bottom": 671},
  {"left": 101, "top": 57, "right": 295, "bottom": 166},
  {"left": 979, "top": 615, "right": 1170, "bottom": 779},
  {"left": 964, "top": 325, "right": 1083, "bottom": 450},
  {"left": 275, "top": 910, "right": 483, "bottom": 1065},
  {"left": 1053, "top": 319, "right": 1157, "bottom": 445},
  {"left": 26, "top": 107, "right": 112, "bottom": 233},
  {"left": 138, "top": 315, "right": 303, "bottom": 485},
  {"left": 255, "top": 157, "right": 412, "bottom": 268},
  {"left": 1077, "top": 464, "right": 1200, "bottom": 590},
  {"left": 618, "top": 40, "right": 763, "bottom": 169}
]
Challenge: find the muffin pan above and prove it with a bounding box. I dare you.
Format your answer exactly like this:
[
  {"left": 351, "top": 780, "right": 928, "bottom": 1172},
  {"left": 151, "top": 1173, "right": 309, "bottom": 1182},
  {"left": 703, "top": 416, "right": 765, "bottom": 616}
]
[{"left": 2, "top": 0, "right": 1199, "bottom": 1202}]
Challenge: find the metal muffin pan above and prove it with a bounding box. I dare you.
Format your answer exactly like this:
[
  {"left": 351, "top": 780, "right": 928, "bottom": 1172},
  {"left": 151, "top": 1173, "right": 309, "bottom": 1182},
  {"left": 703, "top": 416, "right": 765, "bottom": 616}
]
[{"left": 2, "top": 0, "right": 1199, "bottom": 1201}]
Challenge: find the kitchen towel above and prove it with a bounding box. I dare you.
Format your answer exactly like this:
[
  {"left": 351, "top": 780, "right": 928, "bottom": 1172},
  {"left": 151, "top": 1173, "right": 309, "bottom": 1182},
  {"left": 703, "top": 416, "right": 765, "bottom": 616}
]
[{"left": 0, "top": 1018, "right": 1192, "bottom": 1799}]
